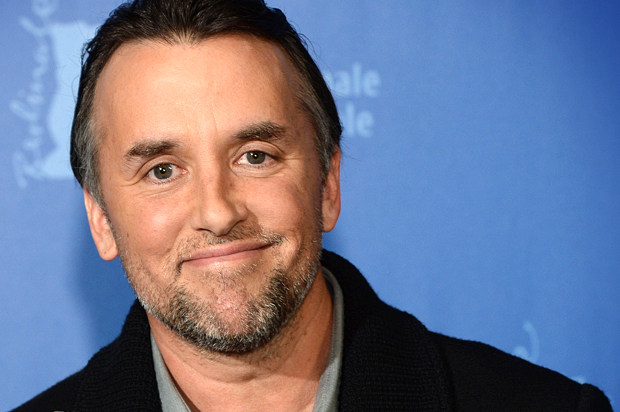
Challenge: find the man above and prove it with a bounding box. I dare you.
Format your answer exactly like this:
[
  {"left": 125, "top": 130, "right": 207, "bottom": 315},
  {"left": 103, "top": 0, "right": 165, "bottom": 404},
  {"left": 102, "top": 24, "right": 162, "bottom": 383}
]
[{"left": 13, "top": 0, "right": 613, "bottom": 411}]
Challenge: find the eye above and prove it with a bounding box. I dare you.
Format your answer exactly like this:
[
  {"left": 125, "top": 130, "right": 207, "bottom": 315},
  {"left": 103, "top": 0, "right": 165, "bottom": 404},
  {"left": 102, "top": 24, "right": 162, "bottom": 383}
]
[
  {"left": 234, "top": 149, "right": 278, "bottom": 174},
  {"left": 245, "top": 151, "right": 266, "bottom": 165},
  {"left": 150, "top": 163, "right": 174, "bottom": 180}
]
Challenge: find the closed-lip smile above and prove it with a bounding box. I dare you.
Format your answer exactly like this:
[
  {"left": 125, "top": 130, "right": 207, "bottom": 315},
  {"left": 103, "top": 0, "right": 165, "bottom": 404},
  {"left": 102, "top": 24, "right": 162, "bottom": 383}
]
[{"left": 182, "top": 240, "right": 272, "bottom": 266}]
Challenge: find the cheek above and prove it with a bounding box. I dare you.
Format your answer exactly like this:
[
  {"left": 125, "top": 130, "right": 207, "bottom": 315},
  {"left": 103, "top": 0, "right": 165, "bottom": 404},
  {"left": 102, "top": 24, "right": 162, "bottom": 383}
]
[
  {"left": 249, "top": 175, "right": 322, "bottom": 235},
  {"left": 111, "top": 195, "right": 188, "bottom": 258}
]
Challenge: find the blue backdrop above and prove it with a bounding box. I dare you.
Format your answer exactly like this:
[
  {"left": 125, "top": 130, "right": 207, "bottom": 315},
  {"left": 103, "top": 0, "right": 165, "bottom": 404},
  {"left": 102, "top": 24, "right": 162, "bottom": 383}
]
[{"left": 1, "top": 0, "right": 618, "bottom": 409}]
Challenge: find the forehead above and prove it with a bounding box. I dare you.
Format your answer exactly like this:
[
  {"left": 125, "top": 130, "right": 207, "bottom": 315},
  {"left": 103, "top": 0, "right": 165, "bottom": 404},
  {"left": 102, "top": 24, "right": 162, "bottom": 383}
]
[{"left": 93, "top": 35, "right": 307, "bottom": 148}]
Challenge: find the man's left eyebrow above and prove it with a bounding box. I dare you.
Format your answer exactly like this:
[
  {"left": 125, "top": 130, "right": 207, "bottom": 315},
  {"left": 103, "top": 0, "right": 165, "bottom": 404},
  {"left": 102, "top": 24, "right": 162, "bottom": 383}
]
[
  {"left": 121, "top": 139, "right": 180, "bottom": 173},
  {"left": 233, "top": 121, "right": 287, "bottom": 143},
  {"left": 124, "top": 139, "right": 180, "bottom": 160}
]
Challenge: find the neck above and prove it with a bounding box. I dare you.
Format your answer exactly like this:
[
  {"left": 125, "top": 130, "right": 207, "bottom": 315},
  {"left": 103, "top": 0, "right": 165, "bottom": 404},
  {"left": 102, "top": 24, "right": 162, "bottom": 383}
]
[{"left": 148, "top": 269, "right": 334, "bottom": 412}]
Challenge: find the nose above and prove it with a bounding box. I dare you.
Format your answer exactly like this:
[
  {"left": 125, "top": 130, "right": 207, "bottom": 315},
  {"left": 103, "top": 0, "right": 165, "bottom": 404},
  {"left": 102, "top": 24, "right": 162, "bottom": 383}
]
[{"left": 191, "top": 168, "right": 248, "bottom": 236}]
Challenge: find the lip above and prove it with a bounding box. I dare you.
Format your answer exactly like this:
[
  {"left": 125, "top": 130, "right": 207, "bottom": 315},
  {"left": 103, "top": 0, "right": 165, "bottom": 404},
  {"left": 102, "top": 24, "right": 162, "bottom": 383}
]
[{"left": 182, "top": 240, "right": 271, "bottom": 266}]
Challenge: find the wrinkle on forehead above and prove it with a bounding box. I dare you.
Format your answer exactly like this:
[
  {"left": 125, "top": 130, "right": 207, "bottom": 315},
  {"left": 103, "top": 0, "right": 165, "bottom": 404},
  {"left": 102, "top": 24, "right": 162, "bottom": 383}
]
[{"left": 93, "top": 35, "right": 306, "bottom": 148}]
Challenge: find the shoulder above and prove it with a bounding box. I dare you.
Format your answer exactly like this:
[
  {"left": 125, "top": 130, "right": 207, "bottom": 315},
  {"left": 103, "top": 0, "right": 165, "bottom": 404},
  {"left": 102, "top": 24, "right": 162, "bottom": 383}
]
[
  {"left": 430, "top": 332, "right": 612, "bottom": 411},
  {"left": 9, "top": 333, "right": 126, "bottom": 412},
  {"left": 10, "top": 371, "right": 83, "bottom": 412},
  {"left": 10, "top": 301, "right": 159, "bottom": 412},
  {"left": 323, "top": 251, "right": 612, "bottom": 411}
]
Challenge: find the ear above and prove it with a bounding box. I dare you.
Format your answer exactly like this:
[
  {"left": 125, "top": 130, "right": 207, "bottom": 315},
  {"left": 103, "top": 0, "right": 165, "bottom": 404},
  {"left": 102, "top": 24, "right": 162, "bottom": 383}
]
[
  {"left": 321, "top": 148, "right": 342, "bottom": 233},
  {"left": 84, "top": 189, "right": 119, "bottom": 261}
]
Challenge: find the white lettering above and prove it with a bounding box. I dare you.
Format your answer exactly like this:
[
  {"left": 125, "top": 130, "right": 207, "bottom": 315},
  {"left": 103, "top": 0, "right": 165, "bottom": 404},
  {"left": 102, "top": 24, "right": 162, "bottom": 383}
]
[
  {"left": 363, "top": 69, "right": 381, "bottom": 98},
  {"left": 323, "top": 62, "right": 380, "bottom": 139},
  {"left": 323, "top": 62, "right": 381, "bottom": 98},
  {"left": 342, "top": 102, "right": 374, "bottom": 138}
]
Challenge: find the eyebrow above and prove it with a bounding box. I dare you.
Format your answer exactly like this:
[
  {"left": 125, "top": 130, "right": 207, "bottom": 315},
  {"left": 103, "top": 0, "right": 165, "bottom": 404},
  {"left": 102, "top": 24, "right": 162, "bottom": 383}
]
[
  {"left": 122, "top": 139, "right": 180, "bottom": 172},
  {"left": 233, "top": 121, "right": 287, "bottom": 144}
]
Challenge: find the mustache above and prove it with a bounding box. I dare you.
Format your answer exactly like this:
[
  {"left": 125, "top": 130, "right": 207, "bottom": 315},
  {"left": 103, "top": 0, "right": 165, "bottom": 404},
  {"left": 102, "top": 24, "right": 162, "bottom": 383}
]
[{"left": 169, "top": 223, "right": 286, "bottom": 274}]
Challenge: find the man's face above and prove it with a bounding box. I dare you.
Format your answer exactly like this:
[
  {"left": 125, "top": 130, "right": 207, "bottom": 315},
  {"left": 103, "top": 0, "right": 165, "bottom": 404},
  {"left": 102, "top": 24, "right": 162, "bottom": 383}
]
[{"left": 85, "top": 36, "right": 341, "bottom": 353}]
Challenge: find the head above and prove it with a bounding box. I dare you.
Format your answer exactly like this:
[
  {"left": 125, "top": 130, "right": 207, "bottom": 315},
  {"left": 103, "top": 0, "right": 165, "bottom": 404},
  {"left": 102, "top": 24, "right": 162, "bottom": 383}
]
[
  {"left": 71, "top": 0, "right": 341, "bottom": 207},
  {"left": 77, "top": 0, "right": 342, "bottom": 355}
]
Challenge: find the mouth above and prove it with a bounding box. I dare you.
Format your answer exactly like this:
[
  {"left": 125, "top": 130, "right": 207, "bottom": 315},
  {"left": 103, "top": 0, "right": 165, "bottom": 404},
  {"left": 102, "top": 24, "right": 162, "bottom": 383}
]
[{"left": 182, "top": 240, "right": 273, "bottom": 268}]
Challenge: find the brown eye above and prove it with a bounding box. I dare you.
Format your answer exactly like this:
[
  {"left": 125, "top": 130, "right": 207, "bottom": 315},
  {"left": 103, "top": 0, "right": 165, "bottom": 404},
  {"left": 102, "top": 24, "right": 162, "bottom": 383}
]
[
  {"left": 246, "top": 151, "right": 266, "bottom": 164},
  {"left": 153, "top": 164, "right": 173, "bottom": 179}
]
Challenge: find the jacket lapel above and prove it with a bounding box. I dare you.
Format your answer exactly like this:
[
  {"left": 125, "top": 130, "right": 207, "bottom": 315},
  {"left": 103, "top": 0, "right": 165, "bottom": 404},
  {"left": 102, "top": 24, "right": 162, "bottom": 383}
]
[
  {"left": 321, "top": 251, "right": 454, "bottom": 411},
  {"left": 73, "top": 301, "right": 163, "bottom": 412}
]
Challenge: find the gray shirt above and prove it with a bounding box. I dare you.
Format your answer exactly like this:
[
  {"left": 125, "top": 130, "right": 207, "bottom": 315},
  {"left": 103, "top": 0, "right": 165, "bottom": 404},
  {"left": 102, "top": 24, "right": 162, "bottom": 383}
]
[{"left": 151, "top": 267, "right": 344, "bottom": 412}]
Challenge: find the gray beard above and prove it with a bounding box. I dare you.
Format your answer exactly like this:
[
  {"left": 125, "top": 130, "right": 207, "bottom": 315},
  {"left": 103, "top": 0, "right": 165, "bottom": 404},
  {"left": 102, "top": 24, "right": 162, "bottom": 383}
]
[
  {"left": 116, "top": 221, "right": 324, "bottom": 355},
  {"left": 141, "top": 263, "right": 318, "bottom": 354}
]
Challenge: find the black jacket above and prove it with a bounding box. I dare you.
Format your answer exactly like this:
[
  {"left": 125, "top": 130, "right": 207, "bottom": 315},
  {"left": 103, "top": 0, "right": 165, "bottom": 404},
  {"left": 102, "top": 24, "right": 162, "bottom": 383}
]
[{"left": 13, "top": 251, "right": 613, "bottom": 411}]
